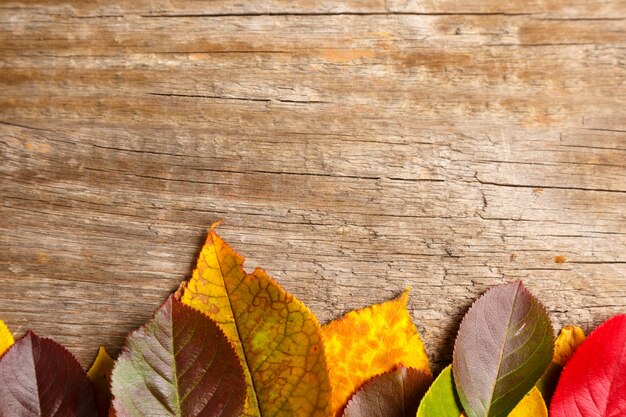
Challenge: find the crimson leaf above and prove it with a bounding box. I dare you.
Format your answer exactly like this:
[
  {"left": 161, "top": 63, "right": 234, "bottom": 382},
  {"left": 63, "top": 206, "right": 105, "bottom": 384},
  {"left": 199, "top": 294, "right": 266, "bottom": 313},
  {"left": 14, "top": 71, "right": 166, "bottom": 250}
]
[
  {"left": 112, "top": 295, "right": 246, "bottom": 417},
  {"left": 550, "top": 314, "right": 626, "bottom": 417},
  {"left": 0, "top": 331, "right": 98, "bottom": 417},
  {"left": 453, "top": 281, "right": 554, "bottom": 417}
]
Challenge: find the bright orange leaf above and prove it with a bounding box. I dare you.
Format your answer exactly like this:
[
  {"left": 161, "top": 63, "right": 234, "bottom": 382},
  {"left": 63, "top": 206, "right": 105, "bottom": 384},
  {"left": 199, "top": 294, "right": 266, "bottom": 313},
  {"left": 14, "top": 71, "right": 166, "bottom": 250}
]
[
  {"left": 180, "top": 222, "right": 331, "bottom": 417},
  {"left": 0, "top": 319, "right": 13, "bottom": 357},
  {"left": 322, "top": 290, "right": 431, "bottom": 416}
]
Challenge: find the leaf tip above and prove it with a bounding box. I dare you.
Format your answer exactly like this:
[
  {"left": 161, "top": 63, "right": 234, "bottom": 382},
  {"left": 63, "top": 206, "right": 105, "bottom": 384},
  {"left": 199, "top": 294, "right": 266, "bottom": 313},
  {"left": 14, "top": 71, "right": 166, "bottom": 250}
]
[
  {"left": 209, "top": 219, "right": 224, "bottom": 232},
  {"left": 397, "top": 288, "right": 410, "bottom": 305},
  {"left": 173, "top": 281, "right": 186, "bottom": 300}
]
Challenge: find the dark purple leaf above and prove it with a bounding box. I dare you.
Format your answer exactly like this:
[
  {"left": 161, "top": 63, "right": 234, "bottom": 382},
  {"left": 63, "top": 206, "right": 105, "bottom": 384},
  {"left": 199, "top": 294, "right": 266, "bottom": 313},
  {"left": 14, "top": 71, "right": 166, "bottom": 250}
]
[
  {"left": 342, "top": 366, "right": 432, "bottom": 417},
  {"left": 0, "top": 331, "right": 98, "bottom": 417}
]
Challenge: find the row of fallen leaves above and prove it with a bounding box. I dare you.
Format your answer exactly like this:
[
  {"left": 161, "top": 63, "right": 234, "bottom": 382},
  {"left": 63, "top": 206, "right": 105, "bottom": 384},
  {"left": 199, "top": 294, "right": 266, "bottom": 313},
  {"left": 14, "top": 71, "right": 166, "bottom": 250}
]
[{"left": 0, "top": 223, "right": 624, "bottom": 417}]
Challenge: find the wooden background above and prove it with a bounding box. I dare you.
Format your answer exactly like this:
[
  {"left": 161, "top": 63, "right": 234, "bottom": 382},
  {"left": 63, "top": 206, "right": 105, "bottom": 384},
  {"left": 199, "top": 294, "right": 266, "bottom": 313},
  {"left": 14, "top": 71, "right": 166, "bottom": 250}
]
[{"left": 1, "top": 1, "right": 625, "bottom": 370}]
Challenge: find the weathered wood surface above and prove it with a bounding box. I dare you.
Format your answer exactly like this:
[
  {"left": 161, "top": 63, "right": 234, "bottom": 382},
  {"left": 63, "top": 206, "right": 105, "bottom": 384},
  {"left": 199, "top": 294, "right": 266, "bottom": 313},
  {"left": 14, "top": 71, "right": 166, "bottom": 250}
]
[{"left": 1, "top": 1, "right": 625, "bottom": 370}]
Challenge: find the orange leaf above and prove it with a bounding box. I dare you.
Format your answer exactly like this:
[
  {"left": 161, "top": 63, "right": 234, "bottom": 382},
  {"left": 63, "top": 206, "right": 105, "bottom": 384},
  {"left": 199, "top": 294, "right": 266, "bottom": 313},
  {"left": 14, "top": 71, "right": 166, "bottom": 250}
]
[
  {"left": 553, "top": 325, "right": 585, "bottom": 366},
  {"left": 0, "top": 319, "right": 13, "bottom": 357},
  {"left": 322, "top": 290, "right": 431, "bottom": 416},
  {"left": 181, "top": 222, "right": 331, "bottom": 417}
]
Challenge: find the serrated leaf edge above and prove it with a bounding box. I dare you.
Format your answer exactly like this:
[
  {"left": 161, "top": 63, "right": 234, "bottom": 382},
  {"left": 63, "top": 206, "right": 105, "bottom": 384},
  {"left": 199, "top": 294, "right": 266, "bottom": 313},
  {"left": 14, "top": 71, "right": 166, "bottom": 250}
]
[
  {"left": 452, "top": 281, "right": 554, "bottom": 417},
  {"left": 341, "top": 365, "right": 431, "bottom": 417},
  {"left": 111, "top": 296, "right": 247, "bottom": 417}
]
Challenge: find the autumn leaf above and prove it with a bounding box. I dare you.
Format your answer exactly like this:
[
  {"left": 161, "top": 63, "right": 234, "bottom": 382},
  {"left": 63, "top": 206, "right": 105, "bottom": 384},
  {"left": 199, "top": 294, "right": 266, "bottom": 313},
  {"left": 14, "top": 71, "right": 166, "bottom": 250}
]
[
  {"left": 452, "top": 281, "right": 554, "bottom": 417},
  {"left": 88, "top": 346, "right": 115, "bottom": 417},
  {"left": 508, "top": 388, "right": 547, "bottom": 417},
  {"left": 536, "top": 326, "right": 585, "bottom": 405},
  {"left": 341, "top": 366, "right": 431, "bottom": 417},
  {"left": 416, "top": 365, "right": 463, "bottom": 417},
  {"left": 553, "top": 325, "right": 586, "bottom": 366},
  {"left": 0, "top": 319, "right": 13, "bottom": 357},
  {"left": 322, "top": 290, "right": 430, "bottom": 416},
  {"left": 0, "top": 331, "right": 99, "bottom": 417},
  {"left": 417, "top": 366, "right": 546, "bottom": 417},
  {"left": 111, "top": 296, "right": 246, "bottom": 417},
  {"left": 550, "top": 314, "right": 626, "bottom": 417},
  {"left": 181, "top": 223, "right": 331, "bottom": 417}
]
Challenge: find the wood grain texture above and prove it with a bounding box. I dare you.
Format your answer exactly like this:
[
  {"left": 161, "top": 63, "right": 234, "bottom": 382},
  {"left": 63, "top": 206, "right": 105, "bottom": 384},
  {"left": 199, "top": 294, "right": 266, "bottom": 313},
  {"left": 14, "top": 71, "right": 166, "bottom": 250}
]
[{"left": 0, "top": 1, "right": 624, "bottom": 370}]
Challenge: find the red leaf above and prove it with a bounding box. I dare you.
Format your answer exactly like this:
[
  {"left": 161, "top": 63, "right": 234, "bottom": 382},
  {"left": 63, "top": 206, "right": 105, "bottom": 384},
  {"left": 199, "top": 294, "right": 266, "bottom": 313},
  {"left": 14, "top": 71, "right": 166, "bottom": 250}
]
[
  {"left": 0, "top": 331, "right": 99, "bottom": 417},
  {"left": 550, "top": 314, "right": 626, "bottom": 417}
]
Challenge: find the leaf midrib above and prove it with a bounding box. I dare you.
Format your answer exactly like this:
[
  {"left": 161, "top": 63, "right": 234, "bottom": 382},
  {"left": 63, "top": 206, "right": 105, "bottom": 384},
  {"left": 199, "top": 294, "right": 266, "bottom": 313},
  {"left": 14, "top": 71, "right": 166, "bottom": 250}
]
[
  {"left": 169, "top": 306, "right": 181, "bottom": 417},
  {"left": 212, "top": 238, "right": 263, "bottom": 417},
  {"left": 483, "top": 283, "right": 521, "bottom": 417}
]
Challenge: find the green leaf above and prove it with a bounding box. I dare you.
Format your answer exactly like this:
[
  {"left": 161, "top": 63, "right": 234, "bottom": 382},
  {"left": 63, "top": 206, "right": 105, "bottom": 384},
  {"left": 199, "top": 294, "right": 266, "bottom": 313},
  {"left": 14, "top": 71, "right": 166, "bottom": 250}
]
[
  {"left": 112, "top": 295, "right": 246, "bottom": 417},
  {"left": 535, "top": 363, "right": 562, "bottom": 408},
  {"left": 341, "top": 366, "right": 431, "bottom": 417},
  {"left": 453, "top": 281, "right": 554, "bottom": 417},
  {"left": 416, "top": 365, "right": 463, "bottom": 417},
  {"left": 0, "top": 331, "right": 99, "bottom": 417}
]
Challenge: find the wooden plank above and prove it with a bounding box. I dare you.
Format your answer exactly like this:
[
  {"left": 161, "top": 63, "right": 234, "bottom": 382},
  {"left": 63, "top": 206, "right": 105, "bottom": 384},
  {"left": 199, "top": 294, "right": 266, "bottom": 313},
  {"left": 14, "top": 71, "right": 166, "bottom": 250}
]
[
  {"left": 0, "top": 2, "right": 624, "bottom": 370},
  {"left": 2, "top": 0, "right": 625, "bottom": 18}
]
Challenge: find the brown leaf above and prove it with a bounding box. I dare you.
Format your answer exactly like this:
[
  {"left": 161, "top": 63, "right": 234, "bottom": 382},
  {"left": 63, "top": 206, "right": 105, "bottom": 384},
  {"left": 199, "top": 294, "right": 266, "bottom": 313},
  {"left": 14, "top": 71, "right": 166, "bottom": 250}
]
[{"left": 342, "top": 366, "right": 432, "bottom": 417}]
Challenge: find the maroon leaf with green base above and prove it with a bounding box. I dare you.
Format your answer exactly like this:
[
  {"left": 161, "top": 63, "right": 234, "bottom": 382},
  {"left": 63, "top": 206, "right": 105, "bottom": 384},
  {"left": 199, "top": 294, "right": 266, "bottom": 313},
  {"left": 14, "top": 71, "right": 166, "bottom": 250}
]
[
  {"left": 112, "top": 295, "right": 246, "bottom": 417},
  {"left": 341, "top": 366, "right": 432, "bottom": 417},
  {"left": 453, "top": 281, "right": 554, "bottom": 417},
  {"left": 0, "top": 331, "right": 99, "bottom": 417}
]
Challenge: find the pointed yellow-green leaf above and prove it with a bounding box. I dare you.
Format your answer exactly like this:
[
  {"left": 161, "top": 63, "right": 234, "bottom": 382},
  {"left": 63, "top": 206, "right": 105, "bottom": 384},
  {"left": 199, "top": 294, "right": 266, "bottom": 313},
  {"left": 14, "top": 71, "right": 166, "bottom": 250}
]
[
  {"left": 181, "top": 222, "right": 331, "bottom": 417},
  {"left": 417, "top": 365, "right": 462, "bottom": 417},
  {"left": 87, "top": 346, "right": 115, "bottom": 416},
  {"left": 0, "top": 320, "right": 13, "bottom": 357}
]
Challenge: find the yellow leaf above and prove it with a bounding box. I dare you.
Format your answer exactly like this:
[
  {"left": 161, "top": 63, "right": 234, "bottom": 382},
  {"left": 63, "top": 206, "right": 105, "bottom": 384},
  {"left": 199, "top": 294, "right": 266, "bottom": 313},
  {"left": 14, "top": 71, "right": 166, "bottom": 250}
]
[
  {"left": 460, "top": 387, "right": 548, "bottom": 417},
  {"left": 508, "top": 387, "right": 548, "bottom": 417},
  {"left": 0, "top": 319, "right": 14, "bottom": 357},
  {"left": 553, "top": 325, "right": 585, "bottom": 366},
  {"left": 87, "top": 346, "right": 114, "bottom": 384},
  {"left": 458, "top": 388, "right": 546, "bottom": 417},
  {"left": 87, "top": 346, "right": 114, "bottom": 416},
  {"left": 322, "top": 290, "right": 431, "bottom": 416},
  {"left": 181, "top": 222, "right": 331, "bottom": 417}
]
